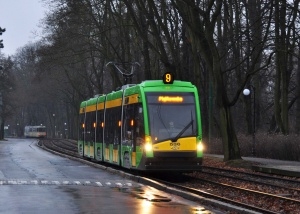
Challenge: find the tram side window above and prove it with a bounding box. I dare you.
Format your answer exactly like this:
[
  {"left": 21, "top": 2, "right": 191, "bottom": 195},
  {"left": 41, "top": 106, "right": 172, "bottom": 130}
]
[
  {"left": 113, "top": 107, "right": 122, "bottom": 145},
  {"left": 79, "top": 113, "right": 85, "bottom": 141},
  {"left": 104, "top": 108, "right": 112, "bottom": 144},
  {"left": 123, "top": 104, "right": 135, "bottom": 143},
  {"left": 104, "top": 107, "right": 121, "bottom": 145},
  {"left": 122, "top": 103, "right": 144, "bottom": 145},
  {"left": 91, "top": 111, "right": 96, "bottom": 142},
  {"left": 96, "top": 110, "right": 104, "bottom": 142},
  {"left": 86, "top": 112, "right": 94, "bottom": 142},
  {"left": 135, "top": 104, "right": 144, "bottom": 145}
]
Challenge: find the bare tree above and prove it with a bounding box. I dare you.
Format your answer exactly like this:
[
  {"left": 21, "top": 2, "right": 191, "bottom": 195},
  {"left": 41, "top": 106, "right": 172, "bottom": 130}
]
[
  {"left": 296, "top": 44, "right": 300, "bottom": 133},
  {"left": 273, "top": 0, "right": 300, "bottom": 134},
  {"left": 122, "top": 0, "right": 188, "bottom": 80},
  {"left": 171, "top": 0, "right": 276, "bottom": 160},
  {"left": 7, "top": 0, "right": 300, "bottom": 155},
  {"left": 0, "top": 56, "right": 15, "bottom": 139}
]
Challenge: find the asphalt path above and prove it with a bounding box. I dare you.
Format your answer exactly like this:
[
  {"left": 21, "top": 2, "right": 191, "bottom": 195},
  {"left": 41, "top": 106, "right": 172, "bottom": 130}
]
[{"left": 0, "top": 138, "right": 216, "bottom": 214}]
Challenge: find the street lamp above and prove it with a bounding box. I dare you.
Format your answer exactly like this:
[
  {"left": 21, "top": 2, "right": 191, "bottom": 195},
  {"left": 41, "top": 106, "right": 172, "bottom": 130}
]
[
  {"left": 53, "top": 114, "right": 56, "bottom": 138},
  {"left": 16, "top": 123, "right": 19, "bottom": 137},
  {"left": 243, "top": 86, "right": 256, "bottom": 156},
  {"left": 64, "top": 122, "right": 67, "bottom": 139}
]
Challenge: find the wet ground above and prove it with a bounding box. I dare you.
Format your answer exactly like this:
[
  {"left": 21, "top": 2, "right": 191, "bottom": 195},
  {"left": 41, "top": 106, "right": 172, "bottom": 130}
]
[{"left": 0, "top": 138, "right": 218, "bottom": 214}]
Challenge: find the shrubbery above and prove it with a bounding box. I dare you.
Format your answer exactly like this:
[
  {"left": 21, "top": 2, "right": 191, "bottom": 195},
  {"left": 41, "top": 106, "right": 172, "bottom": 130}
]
[{"left": 205, "top": 133, "right": 300, "bottom": 161}]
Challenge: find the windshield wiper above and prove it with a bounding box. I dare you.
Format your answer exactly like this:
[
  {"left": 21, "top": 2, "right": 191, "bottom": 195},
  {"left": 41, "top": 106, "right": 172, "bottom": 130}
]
[{"left": 171, "top": 120, "right": 194, "bottom": 142}]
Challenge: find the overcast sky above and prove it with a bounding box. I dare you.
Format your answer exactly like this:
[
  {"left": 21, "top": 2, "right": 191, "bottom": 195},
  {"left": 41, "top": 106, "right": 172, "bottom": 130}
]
[{"left": 0, "top": 0, "right": 47, "bottom": 56}]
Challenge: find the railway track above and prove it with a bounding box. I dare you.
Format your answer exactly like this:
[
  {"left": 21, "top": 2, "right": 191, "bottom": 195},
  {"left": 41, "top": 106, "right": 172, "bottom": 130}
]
[
  {"left": 201, "top": 166, "right": 300, "bottom": 196},
  {"left": 38, "top": 138, "right": 79, "bottom": 157},
  {"left": 183, "top": 174, "right": 300, "bottom": 212},
  {"left": 39, "top": 138, "right": 300, "bottom": 213},
  {"left": 150, "top": 176, "right": 280, "bottom": 214}
]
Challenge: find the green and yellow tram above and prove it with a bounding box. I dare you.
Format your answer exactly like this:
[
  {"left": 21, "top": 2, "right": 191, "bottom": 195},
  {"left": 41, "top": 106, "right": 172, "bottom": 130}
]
[{"left": 78, "top": 74, "right": 203, "bottom": 171}]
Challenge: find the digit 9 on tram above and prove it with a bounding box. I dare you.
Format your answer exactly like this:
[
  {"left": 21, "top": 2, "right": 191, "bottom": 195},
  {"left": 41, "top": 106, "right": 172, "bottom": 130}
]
[{"left": 78, "top": 73, "right": 203, "bottom": 172}]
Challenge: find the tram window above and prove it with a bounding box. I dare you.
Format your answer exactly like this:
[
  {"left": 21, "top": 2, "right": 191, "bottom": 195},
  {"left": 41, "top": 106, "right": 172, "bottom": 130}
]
[
  {"left": 122, "top": 103, "right": 144, "bottom": 145},
  {"left": 79, "top": 113, "right": 85, "bottom": 141},
  {"left": 96, "top": 110, "right": 104, "bottom": 142},
  {"left": 134, "top": 104, "right": 144, "bottom": 146},
  {"left": 124, "top": 118, "right": 133, "bottom": 142},
  {"left": 122, "top": 103, "right": 137, "bottom": 144},
  {"left": 104, "top": 107, "right": 121, "bottom": 145},
  {"left": 86, "top": 112, "right": 94, "bottom": 142},
  {"left": 104, "top": 109, "right": 112, "bottom": 143},
  {"left": 146, "top": 92, "right": 197, "bottom": 143}
]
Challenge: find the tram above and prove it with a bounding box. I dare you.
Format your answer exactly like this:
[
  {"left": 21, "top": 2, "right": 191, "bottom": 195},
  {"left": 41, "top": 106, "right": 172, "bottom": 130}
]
[
  {"left": 78, "top": 73, "right": 203, "bottom": 171},
  {"left": 24, "top": 126, "right": 47, "bottom": 138}
]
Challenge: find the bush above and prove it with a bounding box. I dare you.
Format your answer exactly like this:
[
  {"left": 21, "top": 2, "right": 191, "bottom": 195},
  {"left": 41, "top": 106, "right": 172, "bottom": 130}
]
[{"left": 205, "top": 133, "right": 300, "bottom": 161}]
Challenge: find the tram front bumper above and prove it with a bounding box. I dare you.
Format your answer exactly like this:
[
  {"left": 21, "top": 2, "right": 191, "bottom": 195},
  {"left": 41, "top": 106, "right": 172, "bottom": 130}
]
[{"left": 143, "top": 157, "right": 202, "bottom": 172}]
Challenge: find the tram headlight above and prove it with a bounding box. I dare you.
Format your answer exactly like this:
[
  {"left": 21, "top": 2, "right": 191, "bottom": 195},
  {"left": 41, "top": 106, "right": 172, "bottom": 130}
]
[
  {"left": 145, "top": 143, "right": 153, "bottom": 152},
  {"left": 144, "top": 136, "right": 154, "bottom": 157},
  {"left": 144, "top": 136, "right": 153, "bottom": 152},
  {"left": 196, "top": 141, "right": 204, "bottom": 157},
  {"left": 197, "top": 142, "right": 204, "bottom": 152}
]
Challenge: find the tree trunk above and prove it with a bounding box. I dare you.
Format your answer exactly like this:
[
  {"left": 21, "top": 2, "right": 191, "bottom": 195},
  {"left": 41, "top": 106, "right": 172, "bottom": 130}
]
[
  {"left": 279, "top": 0, "right": 289, "bottom": 135},
  {"left": 273, "top": 0, "right": 292, "bottom": 135},
  {"left": 213, "top": 55, "right": 241, "bottom": 161},
  {"left": 219, "top": 105, "right": 241, "bottom": 160},
  {"left": 174, "top": 0, "right": 241, "bottom": 161},
  {"left": 0, "top": 92, "right": 3, "bottom": 140},
  {"left": 296, "top": 45, "right": 300, "bottom": 133}
]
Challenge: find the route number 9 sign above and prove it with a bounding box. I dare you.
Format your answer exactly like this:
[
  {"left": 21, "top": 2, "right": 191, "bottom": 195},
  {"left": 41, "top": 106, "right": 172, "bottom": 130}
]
[{"left": 163, "top": 72, "right": 174, "bottom": 84}]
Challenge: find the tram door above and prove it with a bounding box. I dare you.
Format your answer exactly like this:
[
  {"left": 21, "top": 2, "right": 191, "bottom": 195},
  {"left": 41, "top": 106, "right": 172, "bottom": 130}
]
[
  {"left": 81, "top": 105, "right": 97, "bottom": 159},
  {"left": 104, "top": 102, "right": 122, "bottom": 164},
  {"left": 122, "top": 102, "right": 134, "bottom": 168},
  {"left": 89, "top": 120, "right": 95, "bottom": 159},
  {"left": 134, "top": 105, "right": 144, "bottom": 168},
  {"left": 122, "top": 102, "right": 144, "bottom": 168},
  {"left": 79, "top": 103, "right": 87, "bottom": 157},
  {"left": 95, "top": 107, "right": 104, "bottom": 161}
]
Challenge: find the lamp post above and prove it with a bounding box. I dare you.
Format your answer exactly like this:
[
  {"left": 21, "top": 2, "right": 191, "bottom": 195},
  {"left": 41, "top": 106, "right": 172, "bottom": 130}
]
[
  {"left": 7, "top": 125, "right": 10, "bottom": 137},
  {"left": 243, "top": 86, "right": 256, "bottom": 156},
  {"left": 64, "top": 122, "right": 67, "bottom": 139},
  {"left": 16, "top": 123, "right": 19, "bottom": 137},
  {"left": 53, "top": 114, "right": 56, "bottom": 138}
]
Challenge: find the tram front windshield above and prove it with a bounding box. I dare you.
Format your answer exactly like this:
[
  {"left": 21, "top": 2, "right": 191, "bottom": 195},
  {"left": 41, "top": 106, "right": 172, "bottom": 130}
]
[
  {"left": 37, "top": 127, "right": 46, "bottom": 132},
  {"left": 146, "top": 92, "right": 197, "bottom": 143}
]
